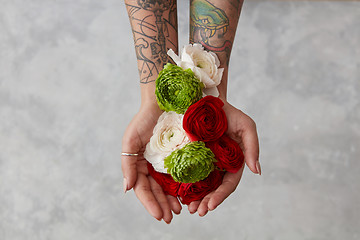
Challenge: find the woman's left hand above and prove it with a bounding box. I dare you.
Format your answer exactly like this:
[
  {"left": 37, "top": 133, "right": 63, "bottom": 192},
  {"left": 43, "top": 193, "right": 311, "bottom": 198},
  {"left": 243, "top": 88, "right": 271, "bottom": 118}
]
[{"left": 187, "top": 100, "right": 260, "bottom": 216}]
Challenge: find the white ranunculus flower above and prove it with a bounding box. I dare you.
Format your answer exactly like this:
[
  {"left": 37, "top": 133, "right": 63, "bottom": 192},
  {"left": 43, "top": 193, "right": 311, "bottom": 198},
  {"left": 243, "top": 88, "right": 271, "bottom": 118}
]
[
  {"left": 144, "top": 111, "right": 190, "bottom": 173},
  {"left": 167, "top": 43, "right": 224, "bottom": 97}
]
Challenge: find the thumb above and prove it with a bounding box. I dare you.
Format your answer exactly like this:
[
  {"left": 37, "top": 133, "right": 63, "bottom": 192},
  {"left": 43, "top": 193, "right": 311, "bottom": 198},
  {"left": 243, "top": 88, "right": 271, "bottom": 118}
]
[
  {"left": 241, "top": 119, "right": 260, "bottom": 175},
  {"left": 121, "top": 137, "right": 141, "bottom": 193}
]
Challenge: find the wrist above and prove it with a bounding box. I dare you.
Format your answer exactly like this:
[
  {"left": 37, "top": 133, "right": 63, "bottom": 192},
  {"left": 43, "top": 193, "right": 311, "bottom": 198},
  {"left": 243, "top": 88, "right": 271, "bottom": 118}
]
[
  {"left": 217, "top": 68, "right": 228, "bottom": 102},
  {"left": 139, "top": 92, "right": 162, "bottom": 115},
  {"left": 140, "top": 98, "right": 161, "bottom": 113},
  {"left": 140, "top": 83, "right": 157, "bottom": 106},
  {"left": 218, "top": 94, "right": 227, "bottom": 104}
]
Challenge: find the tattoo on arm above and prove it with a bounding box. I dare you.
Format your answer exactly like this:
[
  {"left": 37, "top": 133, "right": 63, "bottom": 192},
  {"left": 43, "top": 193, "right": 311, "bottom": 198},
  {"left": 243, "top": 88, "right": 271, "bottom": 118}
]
[
  {"left": 190, "top": 0, "right": 243, "bottom": 67},
  {"left": 126, "top": 0, "right": 178, "bottom": 84}
]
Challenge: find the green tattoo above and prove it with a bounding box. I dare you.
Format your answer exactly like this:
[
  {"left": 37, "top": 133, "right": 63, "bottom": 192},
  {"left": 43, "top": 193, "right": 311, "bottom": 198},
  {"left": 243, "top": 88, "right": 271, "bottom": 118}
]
[
  {"left": 191, "top": 0, "right": 229, "bottom": 40},
  {"left": 190, "top": 0, "right": 232, "bottom": 54}
]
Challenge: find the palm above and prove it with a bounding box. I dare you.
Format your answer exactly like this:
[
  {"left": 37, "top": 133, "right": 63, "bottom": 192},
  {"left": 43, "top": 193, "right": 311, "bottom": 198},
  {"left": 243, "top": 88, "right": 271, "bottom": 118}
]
[
  {"left": 121, "top": 104, "right": 182, "bottom": 224},
  {"left": 224, "top": 102, "right": 255, "bottom": 150},
  {"left": 187, "top": 101, "right": 260, "bottom": 216},
  {"left": 122, "top": 102, "right": 259, "bottom": 220}
]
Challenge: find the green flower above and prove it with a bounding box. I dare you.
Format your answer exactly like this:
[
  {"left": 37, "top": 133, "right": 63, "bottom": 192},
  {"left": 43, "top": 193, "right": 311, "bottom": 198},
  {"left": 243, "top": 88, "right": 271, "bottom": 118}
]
[
  {"left": 164, "top": 141, "right": 215, "bottom": 183},
  {"left": 156, "top": 63, "right": 203, "bottom": 114}
]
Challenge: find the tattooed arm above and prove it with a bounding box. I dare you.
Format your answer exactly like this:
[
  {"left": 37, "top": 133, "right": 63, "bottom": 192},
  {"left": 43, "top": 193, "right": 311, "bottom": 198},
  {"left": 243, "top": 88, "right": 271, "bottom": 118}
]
[
  {"left": 190, "top": 0, "right": 242, "bottom": 100},
  {"left": 125, "top": 0, "right": 178, "bottom": 104},
  {"left": 189, "top": 0, "right": 260, "bottom": 216},
  {"left": 122, "top": 0, "right": 180, "bottom": 224}
]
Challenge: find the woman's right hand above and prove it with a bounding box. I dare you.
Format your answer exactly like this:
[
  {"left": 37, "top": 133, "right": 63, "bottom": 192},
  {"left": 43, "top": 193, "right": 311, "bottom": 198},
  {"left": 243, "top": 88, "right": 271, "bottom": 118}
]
[{"left": 121, "top": 102, "right": 182, "bottom": 224}]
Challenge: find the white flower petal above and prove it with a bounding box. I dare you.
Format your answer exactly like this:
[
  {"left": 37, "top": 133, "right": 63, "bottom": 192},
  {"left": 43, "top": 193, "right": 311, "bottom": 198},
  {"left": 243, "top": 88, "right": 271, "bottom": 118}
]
[
  {"left": 167, "top": 49, "right": 181, "bottom": 65},
  {"left": 215, "top": 67, "right": 224, "bottom": 85},
  {"left": 196, "top": 68, "right": 216, "bottom": 88},
  {"left": 182, "top": 52, "right": 194, "bottom": 65},
  {"left": 209, "top": 51, "right": 221, "bottom": 67},
  {"left": 179, "top": 61, "right": 195, "bottom": 71},
  {"left": 167, "top": 44, "right": 224, "bottom": 92},
  {"left": 144, "top": 111, "right": 190, "bottom": 173},
  {"left": 203, "top": 87, "right": 220, "bottom": 97},
  {"left": 193, "top": 43, "right": 205, "bottom": 51}
]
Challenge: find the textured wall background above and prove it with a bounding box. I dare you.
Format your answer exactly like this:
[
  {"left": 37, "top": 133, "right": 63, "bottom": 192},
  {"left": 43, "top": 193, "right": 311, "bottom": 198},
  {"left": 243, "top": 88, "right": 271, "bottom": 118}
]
[{"left": 1, "top": 1, "right": 359, "bottom": 239}]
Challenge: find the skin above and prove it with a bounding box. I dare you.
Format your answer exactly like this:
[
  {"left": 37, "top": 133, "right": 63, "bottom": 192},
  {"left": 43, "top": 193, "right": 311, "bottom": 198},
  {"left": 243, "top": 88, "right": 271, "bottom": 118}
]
[
  {"left": 122, "top": 0, "right": 260, "bottom": 223},
  {"left": 123, "top": 0, "right": 181, "bottom": 224},
  {"left": 188, "top": 0, "right": 261, "bottom": 217}
]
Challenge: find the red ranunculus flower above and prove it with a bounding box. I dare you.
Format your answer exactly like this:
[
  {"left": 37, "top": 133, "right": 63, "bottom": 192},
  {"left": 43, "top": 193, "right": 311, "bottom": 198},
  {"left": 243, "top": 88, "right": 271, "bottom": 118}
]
[
  {"left": 183, "top": 96, "right": 227, "bottom": 142},
  {"left": 178, "top": 170, "right": 225, "bottom": 205},
  {"left": 206, "top": 134, "right": 245, "bottom": 173},
  {"left": 147, "top": 162, "right": 180, "bottom": 197}
]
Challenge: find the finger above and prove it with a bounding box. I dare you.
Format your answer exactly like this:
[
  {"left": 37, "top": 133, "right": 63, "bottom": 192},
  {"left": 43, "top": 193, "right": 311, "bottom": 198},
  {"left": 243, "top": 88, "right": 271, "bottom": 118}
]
[
  {"left": 188, "top": 200, "right": 201, "bottom": 214},
  {"left": 208, "top": 169, "right": 244, "bottom": 211},
  {"left": 134, "top": 173, "right": 163, "bottom": 221},
  {"left": 166, "top": 195, "right": 182, "bottom": 215},
  {"left": 241, "top": 119, "right": 260, "bottom": 174},
  {"left": 121, "top": 137, "right": 141, "bottom": 191},
  {"left": 149, "top": 177, "right": 173, "bottom": 224},
  {"left": 197, "top": 194, "right": 213, "bottom": 217},
  {"left": 121, "top": 155, "right": 138, "bottom": 192}
]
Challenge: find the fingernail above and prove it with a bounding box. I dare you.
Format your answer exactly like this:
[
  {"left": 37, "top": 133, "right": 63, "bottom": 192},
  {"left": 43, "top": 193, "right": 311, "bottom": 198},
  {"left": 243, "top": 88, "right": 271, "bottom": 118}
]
[
  {"left": 208, "top": 202, "right": 217, "bottom": 211},
  {"left": 199, "top": 211, "right": 207, "bottom": 217},
  {"left": 208, "top": 206, "right": 216, "bottom": 211},
  {"left": 256, "top": 161, "right": 262, "bottom": 175},
  {"left": 123, "top": 178, "right": 128, "bottom": 194}
]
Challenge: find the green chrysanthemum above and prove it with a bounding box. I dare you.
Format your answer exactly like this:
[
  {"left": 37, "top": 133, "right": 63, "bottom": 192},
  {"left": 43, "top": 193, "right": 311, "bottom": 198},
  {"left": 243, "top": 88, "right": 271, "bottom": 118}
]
[
  {"left": 155, "top": 63, "right": 203, "bottom": 114},
  {"left": 164, "top": 141, "right": 215, "bottom": 183}
]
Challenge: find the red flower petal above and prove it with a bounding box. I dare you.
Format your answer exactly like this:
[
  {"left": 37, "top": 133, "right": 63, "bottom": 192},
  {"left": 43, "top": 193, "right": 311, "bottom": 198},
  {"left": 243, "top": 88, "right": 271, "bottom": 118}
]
[
  {"left": 183, "top": 96, "right": 227, "bottom": 142},
  {"left": 178, "top": 170, "right": 225, "bottom": 205},
  {"left": 147, "top": 162, "right": 181, "bottom": 197},
  {"left": 206, "top": 134, "right": 244, "bottom": 173}
]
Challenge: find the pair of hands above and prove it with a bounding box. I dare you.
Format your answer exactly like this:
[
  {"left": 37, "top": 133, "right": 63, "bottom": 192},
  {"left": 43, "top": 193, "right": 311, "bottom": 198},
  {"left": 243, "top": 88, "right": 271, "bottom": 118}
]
[{"left": 121, "top": 100, "right": 260, "bottom": 224}]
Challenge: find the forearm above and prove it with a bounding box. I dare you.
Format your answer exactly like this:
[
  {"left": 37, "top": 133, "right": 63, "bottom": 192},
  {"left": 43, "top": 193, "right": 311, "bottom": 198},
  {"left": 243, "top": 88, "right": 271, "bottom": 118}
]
[
  {"left": 125, "top": 0, "right": 178, "bottom": 106},
  {"left": 190, "top": 0, "right": 243, "bottom": 100}
]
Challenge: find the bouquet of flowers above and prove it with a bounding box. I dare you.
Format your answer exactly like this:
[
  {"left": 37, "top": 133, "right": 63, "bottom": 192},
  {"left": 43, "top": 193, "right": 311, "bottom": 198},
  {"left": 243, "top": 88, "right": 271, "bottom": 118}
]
[{"left": 144, "top": 44, "right": 244, "bottom": 205}]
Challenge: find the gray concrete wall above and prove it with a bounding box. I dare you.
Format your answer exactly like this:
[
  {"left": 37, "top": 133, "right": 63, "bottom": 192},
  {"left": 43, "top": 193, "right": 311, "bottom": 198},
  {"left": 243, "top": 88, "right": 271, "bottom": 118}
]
[{"left": 0, "top": 1, "right": 359, "bottom": 239}]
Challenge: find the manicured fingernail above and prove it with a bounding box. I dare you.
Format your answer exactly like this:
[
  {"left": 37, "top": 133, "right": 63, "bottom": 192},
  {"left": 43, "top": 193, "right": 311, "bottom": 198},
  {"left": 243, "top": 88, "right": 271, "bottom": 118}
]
[
  {"left": 256, "top": 161, "right": 262, "bottom": 175},
  {"left": 199, "top": 211, "right": 207, "bottom": 217},
  {"left": 208, "top": 206, "right": 216, "bottom": 211},
  {"left": 123, "top": 178, "right": 128, "bottom": 194}
]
